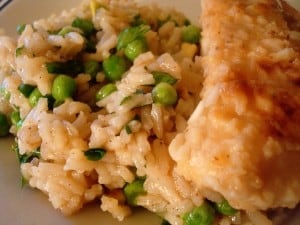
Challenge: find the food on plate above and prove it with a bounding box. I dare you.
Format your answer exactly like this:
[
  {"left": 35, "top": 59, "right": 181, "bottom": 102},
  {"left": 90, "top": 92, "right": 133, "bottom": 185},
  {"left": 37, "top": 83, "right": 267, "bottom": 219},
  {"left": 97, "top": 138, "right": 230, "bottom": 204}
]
[
  {"left": 0, "top": 0, "right": 299, "bottom": 225},
  {"left": 170, "top": 0, "right": 300, "bottom": 215}
]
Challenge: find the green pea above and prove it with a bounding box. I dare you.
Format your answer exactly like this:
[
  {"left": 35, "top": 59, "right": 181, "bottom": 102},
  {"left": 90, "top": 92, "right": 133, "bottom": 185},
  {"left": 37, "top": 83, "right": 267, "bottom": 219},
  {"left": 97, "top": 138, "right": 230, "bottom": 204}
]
[
  {"left": 52, "top": 75, "right": 76, "bottom": 102},
  {"left": 152, "top": 82, "right": 178, "bottom": 106},
  {"left": 117, "top": 25, "right": 150, "bottom": 51},
  {"left": 29, "top": 88, "right": 43, "bottom": 107},
  {"left": 72, "top": 17, "right": 95, "bottom": 36},
  {"left": 10, "top": 110, "right": 21, "bottom": 126},
  {"left": 84, "top": 60, "right": 101, "bottom": 79},
  {"left": 18, "top": 84, "right": 35, "bottom": 98},
  {"left": 214, "top": 199, "right": 237, "bottom": 216},
  {"left": 124, "top": 177, "right": 146, "bottom": 206},
  {"left": 16, "top": 24, "right": 26, "bottom": 35},
  {"left": 0, "top": 112, "right": 10, "bottom": 137},
  {"left": 124, "top": 37, "right": 148, "bottom": 61},
  {"left": 103, "top": 55, "right": 128, "bottom": 81},
  {"left": 95, "top": 83, "right": 117, "bottom": 101},
  {"left": 182, "top": 25, "right": 201, "bottom": 44},
  {"left": 182, "top": 202, "right": 215, "bottom": 225}
]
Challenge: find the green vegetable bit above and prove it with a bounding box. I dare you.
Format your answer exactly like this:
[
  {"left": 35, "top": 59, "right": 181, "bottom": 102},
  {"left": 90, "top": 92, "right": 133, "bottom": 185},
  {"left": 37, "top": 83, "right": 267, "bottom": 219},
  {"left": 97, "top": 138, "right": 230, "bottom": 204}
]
[
  {"left": 15, "top": 46, "right": 25, "bottom": 57},
  {"left": 0, "top": 86, "right": 10, "bottom": 100},
  {"left": 18, "top": 83, "right": 35, "bottom": 98},
  {"left": 124, "top": 37, "right": 148, "bottom": 61},
  {"left": 95, "top": 83, "right": 117, "bottom": 101},
  {"left": 152, "top": 82, "right": 178, "bottom": 106},
  {"left": 28, "top": 88, "right": 43, "bottom": 107},
  {"left": 182, "top": 25, "right": 201, "bottom": 44},
  {"left": 84, "top": 148, "right": 106, "bottom": 161},
  {"left": 161, "top": 219, "right": 171, "bottom": 225},
  {"left": 117, "top": 24, "right": 150, "bottom": 51},
  {"left": 0, "top": 112, "right": 10, "bottom": 137},
  {"left": 84, "top": 60, "right": 101, "bottom": 79},
  {"left": 16, "top": 24, "right": 26, "bottom": 35},
  {"left": 52, "top": 75, "right": 77, "bottom": 102},
  {"left": 10, "top": 110, "right": 21, "bottom": 126},
  {"left": 46, "top": 60, "right": 84, "bottom": 76},
  {"left": 152, "top": 71, "right": 177, "bottom": 85},
  {"left": 182, "top": 202, "right": 215, "bottom": 225},
  {"left": 103, "top": 55, "right": 128, "bottom": 81},
  {"left": 124, "top": 177, "right": 146, "bottom": 206},
  {"left": 72, "top": 17, "right": 95, "bottom": 36},
  {"left": 214, "top": 198, "right": 237, "bottom": 216}
]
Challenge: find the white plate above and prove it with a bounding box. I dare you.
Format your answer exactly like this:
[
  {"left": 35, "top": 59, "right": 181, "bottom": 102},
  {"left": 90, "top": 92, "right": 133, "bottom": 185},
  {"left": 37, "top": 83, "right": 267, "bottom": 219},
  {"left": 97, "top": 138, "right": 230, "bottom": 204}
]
[{"left": 0, "top": 1, "right": 299, "bottom": 225}]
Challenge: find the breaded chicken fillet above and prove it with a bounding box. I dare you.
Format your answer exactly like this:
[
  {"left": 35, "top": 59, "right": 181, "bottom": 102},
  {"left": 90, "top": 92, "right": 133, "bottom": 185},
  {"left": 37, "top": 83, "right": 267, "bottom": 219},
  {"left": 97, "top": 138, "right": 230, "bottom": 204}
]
[{"left": 169, "top": 0, "right": 300, "bottom": 211}]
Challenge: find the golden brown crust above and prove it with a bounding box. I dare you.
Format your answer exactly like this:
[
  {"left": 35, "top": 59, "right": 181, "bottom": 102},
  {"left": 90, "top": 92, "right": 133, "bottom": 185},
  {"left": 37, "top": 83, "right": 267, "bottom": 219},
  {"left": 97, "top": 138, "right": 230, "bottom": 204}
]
[{"left": 169, "top": 0, "right": 300, "bottom": 210}]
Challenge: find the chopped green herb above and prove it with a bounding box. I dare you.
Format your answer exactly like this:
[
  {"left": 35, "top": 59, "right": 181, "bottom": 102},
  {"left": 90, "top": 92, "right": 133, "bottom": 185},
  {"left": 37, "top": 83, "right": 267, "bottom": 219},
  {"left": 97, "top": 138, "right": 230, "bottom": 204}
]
[
  {"left": 10, "top": 110, "right": 21, "bottom": 126},
  {"left": 46, "top": 60, "right": 84, "bottom": 76},
  {"left": 124, "top": 176, "right": 146, "bottom": 206},
  {"left": 16, "top": 24, "right": 26, "bottom": 35},
  {"left": 18, "top": 84, "right": 35, "bottom": 98},
  {"left": 16, "top": 46, "right": 25, "bottom": 57},
  {"left": 125, "top": 124, "right": 132, "bottom": 134},
  {"left": 0, "top": 112, "right": 10, "bottom": 137},
  {"left": 152, "top": 71, "right": 177, "bottom": 85},
  {"left": 14, "top": 145, "right": 41, "bottom": 164},
  {"left": 84, "top": 148, "right": 106, "bottom": 161},
  {"left": 120, "top": 95, "right": 132, "bottom": 105},
  {"left": 131, "top": 14, "right": 147, "bottom": 27},
  {"left": 0, "top": 86, "right": 10, "bottom": 100},
  {"left": 85, "top": 38, "right": 97, "bottom": 53}
]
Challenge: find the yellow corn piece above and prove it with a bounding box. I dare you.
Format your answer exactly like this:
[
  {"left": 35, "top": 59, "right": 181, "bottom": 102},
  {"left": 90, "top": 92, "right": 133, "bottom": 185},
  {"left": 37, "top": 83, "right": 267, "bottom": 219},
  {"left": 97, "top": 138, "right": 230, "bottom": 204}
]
[{"left": 180, "top": 43, "right": 198, "bottom": 58}]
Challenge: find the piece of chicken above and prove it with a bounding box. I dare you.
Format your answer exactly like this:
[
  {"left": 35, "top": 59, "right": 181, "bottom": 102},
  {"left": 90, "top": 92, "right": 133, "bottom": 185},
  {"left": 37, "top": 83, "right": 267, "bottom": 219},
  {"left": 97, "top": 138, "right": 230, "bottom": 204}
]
[{"left": 169, "top": 0, "right": 300, "bottom": 211}]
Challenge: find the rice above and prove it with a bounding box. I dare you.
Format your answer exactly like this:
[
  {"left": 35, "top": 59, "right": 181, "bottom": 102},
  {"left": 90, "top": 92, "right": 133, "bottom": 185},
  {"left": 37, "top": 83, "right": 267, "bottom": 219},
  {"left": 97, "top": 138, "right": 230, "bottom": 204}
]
[{"left": 0, "top": 0, "right": 287, "bottom": 225}]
